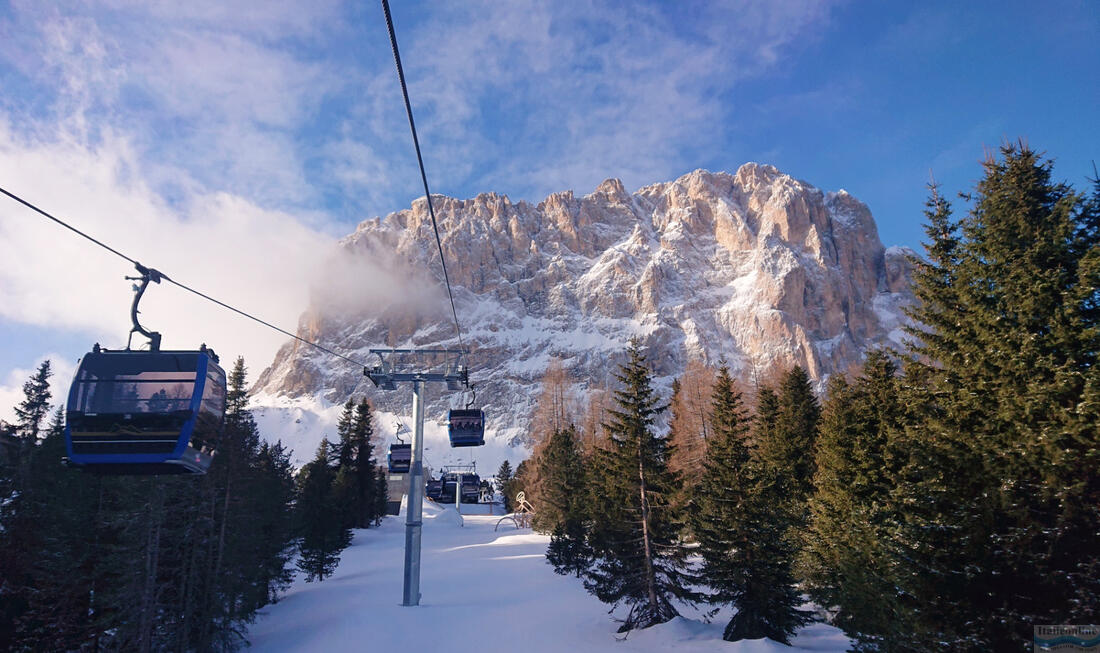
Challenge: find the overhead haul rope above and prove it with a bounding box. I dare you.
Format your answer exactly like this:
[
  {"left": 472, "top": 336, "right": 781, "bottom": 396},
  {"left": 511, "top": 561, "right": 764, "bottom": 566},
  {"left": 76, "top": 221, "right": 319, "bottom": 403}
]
[
  {"left": 380, "top": 0, "right": 466, "bottom": 356},
  {"left": 0, "top": 186, "right": 370, "bottom": 370}
]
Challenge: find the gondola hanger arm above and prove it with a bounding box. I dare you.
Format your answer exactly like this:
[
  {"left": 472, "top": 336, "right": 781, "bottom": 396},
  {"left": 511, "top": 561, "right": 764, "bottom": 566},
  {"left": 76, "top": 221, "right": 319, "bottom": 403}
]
[{"left": 125, "top": 262, "right": 164, "bottom": 351}]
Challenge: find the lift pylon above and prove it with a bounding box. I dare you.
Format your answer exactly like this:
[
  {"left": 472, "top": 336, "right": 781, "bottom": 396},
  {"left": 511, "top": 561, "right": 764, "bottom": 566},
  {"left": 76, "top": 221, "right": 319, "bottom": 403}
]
[{"left": 365, "top": 348, "right": 468, "bottom": 607}]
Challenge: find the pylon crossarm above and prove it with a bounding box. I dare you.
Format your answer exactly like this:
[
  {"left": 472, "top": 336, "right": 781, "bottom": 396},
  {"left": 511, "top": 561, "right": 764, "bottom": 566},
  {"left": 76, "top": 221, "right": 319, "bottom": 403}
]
[{"left": 366, "top": 348, "right": 468, "bottom": 390}]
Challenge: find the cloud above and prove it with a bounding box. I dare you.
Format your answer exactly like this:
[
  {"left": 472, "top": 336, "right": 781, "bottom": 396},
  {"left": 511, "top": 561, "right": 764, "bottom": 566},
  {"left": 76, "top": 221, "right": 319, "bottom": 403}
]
[
  {"left": 0, "top": 118, "right": 336, "bottom": 374},
  {"left": 0, "top": 0, "right": 842, "bottom": 387},
  {"left": 310, "top": 242, "right": 444, "bottom": 320},
  {"left": 1, "top": 0, "right": 842, "bottom": 214},
  {"left": 0, "top": 354, "right": 76, "bottom": 423},
  {"left": 399, "top": 0, "right": 842, "bottom": 197},
  {"left": 0, "top": 0, "right": 352, "bottom": 211}
]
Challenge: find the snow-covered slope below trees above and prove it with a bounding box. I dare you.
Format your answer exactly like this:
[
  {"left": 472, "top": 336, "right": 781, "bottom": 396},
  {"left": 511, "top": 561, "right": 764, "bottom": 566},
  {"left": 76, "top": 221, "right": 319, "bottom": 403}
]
[
  {"left": 249, "top": 164, "right": 915, "bottom": 468},
  {"left": 246, "top": 502, "right": 850, "bottom": 652}
]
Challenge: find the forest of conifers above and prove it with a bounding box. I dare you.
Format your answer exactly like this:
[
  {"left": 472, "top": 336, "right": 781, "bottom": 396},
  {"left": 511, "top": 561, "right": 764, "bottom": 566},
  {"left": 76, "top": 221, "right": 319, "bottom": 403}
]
[
  {"left": 0, "top": 360, "right": 386, "bottom": 652},
  {"left": 516, "top": 145, "right": 1099, "bottom": 652},
  {"left": 1, "top": 145, "right": 1097, "bottom": 652}
]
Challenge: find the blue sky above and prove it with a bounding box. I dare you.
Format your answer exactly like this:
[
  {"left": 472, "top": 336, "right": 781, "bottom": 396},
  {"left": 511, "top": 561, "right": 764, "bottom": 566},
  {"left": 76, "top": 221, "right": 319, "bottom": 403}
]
[{"left": 0, "top": 0, "right": 1096, "bottom": 414}]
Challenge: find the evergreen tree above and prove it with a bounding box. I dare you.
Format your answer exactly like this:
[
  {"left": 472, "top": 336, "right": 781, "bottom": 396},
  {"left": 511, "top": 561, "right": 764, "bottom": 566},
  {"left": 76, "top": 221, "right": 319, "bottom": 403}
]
[
  {"left": 1, "top": 356, "right": 298, "bottom": 651},
  {"left": 331, "top": 465, "right": 357, "bottom": 536},
  {"left": 887, "top": 145, "right": 1100, "bottom": 650},
  {"left": 13, "top": 360, "right": 52, "bottom": 444},
  {"left": 253, "top": 440, "right": 298, "bottom": 605},
  {"left": 690, "top": 366, "right": 753, "bottom": 640},
  {"left": 507, "top": 459, "right": 532, "bottom": 511},
  {"left": 335, "top": 399, "right": 356, "bottom": 469},
  {"left": 583, "top": 340, "right": 700, "bottom": 632},
  {"left": 799, "top": 353, "right": 911, "bottom": 650},
  {"left": 6, "top": 407, "right": 100, "bottom": 650},
  {"left": 0, "top": 361, "right": 56, "bottom": 649},
  {"left": 332, "top": 398, "right": 379, "bottom": 530},
  {"left": 204, "top": 357, "right": 265, "bottom": 649},
  {"left": 692, "top": 366, "right": 811, "bottom": 642},
  {"left": 539, "top": 426, "right": 591, "bottom": 576},
  {"left": 352, "top": 399, "right": 378, "bottom": 528},
  {"left": 296, "top": 440, "right": 350, "bottom": 582},
  {"left": 533, "top": 426, "right": 585, "bottom": 531},
  {"left": 758, "top": 366, "right": 819, "bottom": 508},
  {"left": 495, "top": 459, "right": 513, "bottom": 512},
  {"left": 373, "top": 464, "right": 389, "bottom": 522}
]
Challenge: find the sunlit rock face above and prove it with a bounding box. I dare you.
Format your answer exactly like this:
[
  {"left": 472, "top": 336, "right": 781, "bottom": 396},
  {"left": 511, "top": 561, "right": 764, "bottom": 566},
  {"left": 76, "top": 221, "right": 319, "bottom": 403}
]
[{"left": 253, "top": 164, "right": 916, "bottom": 439}]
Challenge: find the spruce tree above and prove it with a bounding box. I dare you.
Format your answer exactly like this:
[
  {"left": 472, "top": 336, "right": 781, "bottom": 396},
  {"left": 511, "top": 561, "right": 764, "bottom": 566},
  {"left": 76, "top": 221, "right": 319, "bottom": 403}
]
[
  {"left": 799, "top": 353, "right": 911, "bottom": 650},
  {"left": 331, "top": 465, "right": 357, "bottom": 536},
  {"left": 0, "top": 361, "right": 55, "bottom": 649},
  {"left": 758, "top": 366, "right": 819, "bottom": 507},
  {"left": 507, "top": 459, "right": 532, "bottom": 511},
  {"left": 495, "top": 460, "right": 514, "bottom": 512},
  {"left": 296, "top": 440, "right": 350, "bottom": 582},
  {"left": 352, "top": 399, "right": 377, "bottom": 528},
  {"left": 692, "top": 366, "right": 811, "bottom": 642},
  {"left": 534, "top": 425, "right": 585, "bottom": 532},
  {"left": 8, "top": 408, "right": 100, "bottom": 650},
  {"left": 13, "top": 360, "right": 52, "bottom": 444},
  {"left": 335, "top": 399, "right": 356, "bottom": 470},
  {"left": 889, "top": 145, "right": 1100, "bottom": 650},
  {"left": 331, "top": 398, "right": 379, "bottom": 529},
  {"left": 253, "top": 440, "right": 298, "bottom": 605},
  {"left": 1, "top": 356, "right": 299, "bottom": 650},
  {"left": 690, "top": 366, "right": 750, "bottom": 640},
  {"left": 583, "top": 340, "right": 699, "bottom": 632},
  {"left": 539, "top": 426, "right": 591, "bottom": 576},
  {"left": 373, "top": 464, "right": 389, "bottom": 522},
  {"left": 205, "top": 357, "right": 264, "bottom": 648}
]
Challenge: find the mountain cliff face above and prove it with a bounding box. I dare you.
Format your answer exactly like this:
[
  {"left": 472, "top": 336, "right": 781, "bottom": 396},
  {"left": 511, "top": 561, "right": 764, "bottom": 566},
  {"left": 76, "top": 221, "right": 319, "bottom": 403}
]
[{"left": 252, "top": 164, "right": 914, "bottom": 451}]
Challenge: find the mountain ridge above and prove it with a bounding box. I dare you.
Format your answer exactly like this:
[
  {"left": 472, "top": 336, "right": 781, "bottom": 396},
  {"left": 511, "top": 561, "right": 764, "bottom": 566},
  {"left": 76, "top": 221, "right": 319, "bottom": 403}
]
[{"left": 251, "top": 163, "right": 915, "bottom": 463}]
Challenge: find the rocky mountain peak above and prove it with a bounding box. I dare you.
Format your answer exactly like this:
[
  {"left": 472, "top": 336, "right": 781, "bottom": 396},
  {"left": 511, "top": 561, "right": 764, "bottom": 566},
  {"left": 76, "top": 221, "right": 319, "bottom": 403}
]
[{"left": 253, "top": 165, "right": 915, "bottom": 450}]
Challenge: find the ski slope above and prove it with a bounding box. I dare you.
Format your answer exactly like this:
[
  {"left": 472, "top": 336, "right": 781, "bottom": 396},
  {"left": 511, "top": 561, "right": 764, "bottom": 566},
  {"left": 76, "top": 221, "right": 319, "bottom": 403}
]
[{"left": 247, "top": 502, "right": 850, "bottom": 652}]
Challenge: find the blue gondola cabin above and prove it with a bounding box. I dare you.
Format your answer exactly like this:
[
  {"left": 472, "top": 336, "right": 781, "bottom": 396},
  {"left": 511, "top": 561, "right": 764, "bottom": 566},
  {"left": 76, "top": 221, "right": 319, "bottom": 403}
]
[
  {"left": 64, "top": 348, "right": 226, "bottom": 475},
  {"left": 447, "top": 408, "right": 485, "bottom": 447},
  {"left": 388, "top": 443, "right": 411, "bottom": 473}
]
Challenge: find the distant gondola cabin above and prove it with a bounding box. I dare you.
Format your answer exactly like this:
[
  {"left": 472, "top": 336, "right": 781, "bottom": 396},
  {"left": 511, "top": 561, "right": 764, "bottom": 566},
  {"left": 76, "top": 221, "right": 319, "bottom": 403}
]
[
  {"left": 388, "top": 443, "right": 411, "bottom": 473},
  {"left": 447, "top": 408, "right": 485, "bottom": 447}
]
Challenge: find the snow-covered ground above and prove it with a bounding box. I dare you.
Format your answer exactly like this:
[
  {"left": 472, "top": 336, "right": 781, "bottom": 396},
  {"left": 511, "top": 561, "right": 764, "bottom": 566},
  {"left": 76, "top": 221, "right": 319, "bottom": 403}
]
[{"left": 247, "top": 501, "right": 850, "bottom": 652}]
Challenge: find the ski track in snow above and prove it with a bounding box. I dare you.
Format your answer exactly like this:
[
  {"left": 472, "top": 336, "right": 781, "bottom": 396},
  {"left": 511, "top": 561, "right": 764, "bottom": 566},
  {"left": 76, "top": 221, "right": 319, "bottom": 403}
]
[{"left": 247, "top": 502, "right": 850, "bottom": 652}]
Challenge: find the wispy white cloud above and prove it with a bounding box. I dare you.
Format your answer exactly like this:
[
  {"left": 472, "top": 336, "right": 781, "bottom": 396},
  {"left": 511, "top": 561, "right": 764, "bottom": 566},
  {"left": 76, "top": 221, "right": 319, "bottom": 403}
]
[
  {"left": 399, "top": 0, "right": 842, "bottom": 197},
  {"left": 0, "top": 0, "right": 353, "bottom": 210},
  {"left": 0, "top": 118, "right": 335, "bottom": 373},
  {"left": 0, "top": 0, "right": 841, "bottom": 383},
  {"left": 2, "top": 0, "right": 841, "bottom": 213}
]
